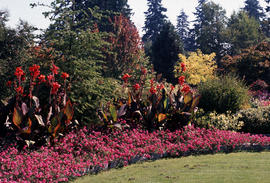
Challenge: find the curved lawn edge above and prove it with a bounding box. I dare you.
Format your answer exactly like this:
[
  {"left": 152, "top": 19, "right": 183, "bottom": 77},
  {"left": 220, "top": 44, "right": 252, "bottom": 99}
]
[
  {"left": 1, "top": 126, "right": 270, "bottom": 182},
  {"left": 72, "top": 152, "right": 270, "bottom": 183},
  {"left": 72, "top": 145, "right": 270, "bottom": 176}
]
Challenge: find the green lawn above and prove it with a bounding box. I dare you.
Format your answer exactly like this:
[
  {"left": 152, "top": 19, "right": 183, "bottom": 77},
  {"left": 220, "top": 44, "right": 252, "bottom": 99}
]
[{"left": 72, "top": 152, "right": 270, "bottom": 183}]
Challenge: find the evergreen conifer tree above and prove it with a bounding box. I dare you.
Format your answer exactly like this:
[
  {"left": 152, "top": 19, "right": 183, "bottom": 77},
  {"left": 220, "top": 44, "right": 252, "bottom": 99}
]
[
  {"left": 189, "top": 0, "right": 207, "bottom": 50},
  {"left": 193, "top": 1, "right": 227, "bottom": 61},
  {"left": 151, "top": 22, "right": 184, "bottom": 83},
  {"left": 266, "top": 0, "right": 270, "bottom": 13},
  {"left": 176, "top": 9, "right": 190, "bottom": 51},
  {"left": 243, "top": 0, "right": 265, "bottom": 21},
  {"left": 142, "top": 0, "right": 167, "bottom": 43}
]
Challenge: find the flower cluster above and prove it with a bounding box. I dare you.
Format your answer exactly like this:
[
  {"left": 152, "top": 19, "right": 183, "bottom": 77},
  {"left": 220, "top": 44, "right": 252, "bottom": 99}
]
[
  {"left": 29, "top": 64, "right": 40, "bottom": 81},
  {"left": 1, "top": 126, "right": 270, "bottom": 182},
  {"left": 11, "top": 64, "right": 69, "bottom": 98},
  {"left": 14, "top": 67, "right": 25, "bottom": 80},
  {"left": 5, "top": 63, "right": 72, "bottom": 148},
  {"left": 122, "top": 73, "right": 131, "bottom": 83}
]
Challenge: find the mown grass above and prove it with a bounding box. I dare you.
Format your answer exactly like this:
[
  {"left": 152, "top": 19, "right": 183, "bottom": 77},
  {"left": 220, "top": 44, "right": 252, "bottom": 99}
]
[{"left": 73, "top": 152, "right": 270, "bottom": 183}]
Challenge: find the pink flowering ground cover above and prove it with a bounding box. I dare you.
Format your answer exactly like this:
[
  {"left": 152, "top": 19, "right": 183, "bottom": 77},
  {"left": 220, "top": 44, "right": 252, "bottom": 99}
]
[{"left": 1, "top": 126, "right": 270, "bottom": 183}]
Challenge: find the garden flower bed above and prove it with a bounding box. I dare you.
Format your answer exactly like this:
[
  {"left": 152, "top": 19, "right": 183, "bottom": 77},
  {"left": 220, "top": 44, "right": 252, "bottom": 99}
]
[{"left": 1, "top": 126, "right": 270, "bottom": 183}]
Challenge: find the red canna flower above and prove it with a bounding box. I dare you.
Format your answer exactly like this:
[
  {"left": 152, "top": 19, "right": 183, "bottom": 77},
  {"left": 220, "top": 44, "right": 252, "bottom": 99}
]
[
  {"left": 170, "top": 84, "right": 175, "bottom": 91},
  {"left": 50, "top": 64, "right": 59, "bottom": 75},
  {"left": 6, "top": 81, "right": 12, "bottom": 87},
  {"left": 14, "top": 67, "right": 25, "bottom": 80},
  {"left": 16, "top": 86, "right": 24, "bottom": 95},
  {"left": 21, "top": 74, "right": 26, "bottom": 81},
  {"left": 181, "top": 62, "right": 186, "bottom": 72},
  {"left": 141, "top": 67, "right": 147, "bottom": 75},
  {"left": 133, "top": 83, "right": 140, "bottom": 90},
  {"left": 150, "top": 78, "right": 155, "bottom": 85},
  {"left": 29, "top": 64, "right": 40, "bottom": 81},
  {"left": 181, "top": 84, "right": 191, "bottom": 94},
  {"left": 61, "top": 72, "right": 69, "bottom": 80},
  {"left": 149, "top": 86, "right": 156, "bottom": 94},
  {"left": 47, "top": 75, "right": 54, "bottom": 82},
  {"left": 178, "top": 76, "right": 185, "bottom": 86},
  {"left": 38, "top": 75, "right": 46, "bottom": 83},
  {"left": 122, "top": 73, "right": 131, "bottom": 83},
  {"left": 51, "top": 82, "right": 61, "bottom": 95}
]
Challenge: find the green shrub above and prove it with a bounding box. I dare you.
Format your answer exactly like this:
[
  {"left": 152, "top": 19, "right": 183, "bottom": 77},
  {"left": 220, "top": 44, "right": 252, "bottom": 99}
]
[
  {"left": 197, "top": 75, "right": 250, "bottom": 114},
  {"left": 239, "top": 106, "right": 270, "bottom": 134},
  {"left": 194, "top": 109, "right": 244, "bottom": 131}
]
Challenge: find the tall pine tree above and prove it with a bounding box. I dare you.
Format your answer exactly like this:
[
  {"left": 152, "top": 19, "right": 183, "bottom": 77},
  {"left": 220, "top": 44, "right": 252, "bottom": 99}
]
[
  {"left": 142, "top": 0, "right": 167, "bottom": 43},
  {"left": 193, "top": 1, "right": 227, "bottom": 60},
  {"left": 266, "top": 0, "right": 270, "bottom": 13},
  {"left": 176, "top": 9, "right": 190, "bottom": 51},
  {"left": 263, "top": 0, "right": 270, "bottom": 37},
  {"left": 151, "top": 22, "right": 184, "bottom": 83},
  {"left": 243, "top": 0, "right": 265, "bottom": 21},
  {"left": 189, "top": 0, "right": 208, "bottom": 50}
]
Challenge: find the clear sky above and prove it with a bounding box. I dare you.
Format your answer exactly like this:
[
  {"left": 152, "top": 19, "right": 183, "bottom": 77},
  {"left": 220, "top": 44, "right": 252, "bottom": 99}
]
[{"left": 0, "top": 0, "right": 268, "bottom": 34}]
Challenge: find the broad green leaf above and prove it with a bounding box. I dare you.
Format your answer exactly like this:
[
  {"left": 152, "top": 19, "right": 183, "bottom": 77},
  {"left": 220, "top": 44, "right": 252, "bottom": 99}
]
[
  {"left": 48, "top": 116, "right": 58, "bottom": 134},
  {"left": 64, "top": 100, "right": 73, "bottom": 124},
  {"left": 158, "top": 113, "right": 166, "bottom": 122},
  {"left": 189, "top": 95, "right": 201, "bottom": 112},
  {"left": 184, "top": 92, "right": 193, "bottom": 104},
  {"left": 109, "top": 104, "right": 117, "bottom": 122},
  {"left": 22, "top": 118, "right": 32, "bottom": 134},
  {"left": 102, "top": 111, "right": 109, "bottom": 122},
  {"left": 128, "top": 92, "right": 132, "bottom": 106},
  {"left": 13, "top": 107, "right": 23, "bottom": 129},
  {"left": 117, "top": 104, "right": 126, "bottom": 117},
  {"left": 53, "top": 120, "right": 61, "bottom": 138},
  {"left": 163, "top": 96, "right": 168, "bottom": 111}
]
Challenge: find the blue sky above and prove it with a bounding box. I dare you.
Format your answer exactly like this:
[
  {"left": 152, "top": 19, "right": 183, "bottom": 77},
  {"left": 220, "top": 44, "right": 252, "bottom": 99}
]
[{"left": 0, "top": 0, "right": 268, "bottom": 34}]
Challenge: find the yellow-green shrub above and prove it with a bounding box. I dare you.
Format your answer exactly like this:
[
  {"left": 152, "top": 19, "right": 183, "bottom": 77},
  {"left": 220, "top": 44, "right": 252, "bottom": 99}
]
[
  {"left": 195, "top": 109, "right": 244, "bottom": 131},
  {"left": 175, "top": 50, "right": 217, "bottom": 85}
]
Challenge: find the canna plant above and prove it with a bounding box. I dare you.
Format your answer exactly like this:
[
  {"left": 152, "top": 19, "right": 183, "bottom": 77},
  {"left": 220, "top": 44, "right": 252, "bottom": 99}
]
[
  {"left": 4, "top": 63, "right": 74, "bottom": 147},
  {"left": 98, "top": 64, "right": 200, "bottom": 131}
]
